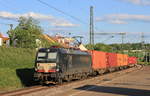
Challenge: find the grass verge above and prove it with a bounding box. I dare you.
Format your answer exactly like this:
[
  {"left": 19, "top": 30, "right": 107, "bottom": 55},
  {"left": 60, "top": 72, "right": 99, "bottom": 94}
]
[{"left": 0, "top": 47, "right": 36, "bottom": 92}]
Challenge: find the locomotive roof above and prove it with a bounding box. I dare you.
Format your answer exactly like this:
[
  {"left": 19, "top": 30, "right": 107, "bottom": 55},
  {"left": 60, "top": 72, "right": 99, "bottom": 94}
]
[{"left": 38, "top": 48, "right": 90, "bottom": 55}]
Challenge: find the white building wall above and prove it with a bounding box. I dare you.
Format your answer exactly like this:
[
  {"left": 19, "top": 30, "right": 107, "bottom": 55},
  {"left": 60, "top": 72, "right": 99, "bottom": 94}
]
[{"left": 0, "top": 38, "right": 2, "bottom": 46}]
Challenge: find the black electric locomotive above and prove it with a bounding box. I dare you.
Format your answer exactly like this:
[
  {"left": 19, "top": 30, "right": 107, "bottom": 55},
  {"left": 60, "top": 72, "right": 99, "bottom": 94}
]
[{"left": 34, "top": 47, "right": 92, "bottom": 84}]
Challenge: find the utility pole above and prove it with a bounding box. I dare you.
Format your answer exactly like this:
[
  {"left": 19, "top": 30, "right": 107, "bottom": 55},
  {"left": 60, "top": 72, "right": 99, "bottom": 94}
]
[
  {"left": 90, "top": 6, "right": 94, "bottom": 45},
  {"left": 10, "top": 24, "right": 13, "bottom": 30},
  {"left": 141, "top": 32, "right": 144, "bottom": 49},
  {"left": 141, "top": 32, "right": 147, "bottom": 62},
  {"left": 121, "top": 33, "right": 125, "bottom": 53}
]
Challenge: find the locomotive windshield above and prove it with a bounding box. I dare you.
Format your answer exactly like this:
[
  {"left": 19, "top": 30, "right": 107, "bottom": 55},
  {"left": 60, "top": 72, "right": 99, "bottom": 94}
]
[
  {"left": 37, "top": 52, "right": 57, "bottom": 62},
  {"left": 48, "top": 52, "right": 57, "bottom": 60},
  {"left": 37, "top": 52, "right": 47, "bottom": 61}
]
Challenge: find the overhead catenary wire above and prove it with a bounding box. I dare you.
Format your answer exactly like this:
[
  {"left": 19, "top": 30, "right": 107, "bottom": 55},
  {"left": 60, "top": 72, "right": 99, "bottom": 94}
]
[
  {"left": 101, "top": 36, "right": 114, "bottom": 43},
  {"left": 36, "top": 0, "right": 101, "bottom": 31},
  {"left": 36, "top": 0, "right": 87, "bottom": 25}
]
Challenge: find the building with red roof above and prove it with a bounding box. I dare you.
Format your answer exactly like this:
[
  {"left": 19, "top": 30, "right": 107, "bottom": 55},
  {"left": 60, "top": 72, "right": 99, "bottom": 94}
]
[{"left": 0, "top": 33, "right": 9, "bottom": 46}]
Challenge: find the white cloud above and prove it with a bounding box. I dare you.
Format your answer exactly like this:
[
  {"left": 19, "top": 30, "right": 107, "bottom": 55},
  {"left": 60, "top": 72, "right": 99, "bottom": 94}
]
[
  {"left": 0, "top": 11, "right": 54, "bottom": 20},
  {"left": 51, "top": 19, "right": 79, "bottom": 27},
  {"left": 96, "top": 14, "right": 150, "bottom": 24},
  {"left": 22, "top": 12, "right": 54, "bottom": 20},
  {"left": 109, "top": 19, "right": 128, "bottom": 24},
  {"left": 49, "top": 28, "right": 70, "bottom": 32},
  {"left": 0, "top": 11, "right": 78, "bottom": 27},
  {"left": 108, "top": 14, "right": 150, "bottom": 21},
  {"left": 119, "top": 0, "right": 150, "bottom": 6}
]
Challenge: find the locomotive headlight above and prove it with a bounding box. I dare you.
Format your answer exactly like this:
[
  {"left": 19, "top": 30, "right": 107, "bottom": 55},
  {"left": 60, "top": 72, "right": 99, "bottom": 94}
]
[
  {"left": 56, "top": 68, "right": 59, "bottom": 71},
  {"left": 36, "top": 63, "right": 44, "bottom": 70},
  {"left": 38, "top": 66, "right": 44, "bottom": 70},
  {"left": 35, "top": 68, "right": 37, "bottom": 71}
]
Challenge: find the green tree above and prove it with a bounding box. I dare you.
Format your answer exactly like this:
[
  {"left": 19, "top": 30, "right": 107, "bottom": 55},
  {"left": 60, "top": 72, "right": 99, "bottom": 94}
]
[
  {"left": 94, "top": 43, "right": 112, "bottom": 52},
  {"left": 85, "top": 43, "right": 112, "bottom": 52},
  {"left": 9, "top": 17, "right": 43, "bottom": 48},
  {"left": 85, "top": 44, "right": 95, "bottom": 50}
]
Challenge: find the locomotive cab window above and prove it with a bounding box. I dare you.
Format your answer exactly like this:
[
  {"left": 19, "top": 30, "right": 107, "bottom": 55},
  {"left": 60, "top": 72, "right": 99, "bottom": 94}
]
[
  {"left": 37, "top": 52, "right": 46, "bottom": 61},
  {"left": 48, "top": 52, "right": 57, "bottom": 60},
  {"left": 47, "top": 52, "right": 58, "bottom": 62}
]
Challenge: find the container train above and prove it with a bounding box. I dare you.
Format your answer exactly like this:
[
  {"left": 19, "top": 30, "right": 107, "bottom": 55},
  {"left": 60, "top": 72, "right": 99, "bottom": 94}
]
[{"left": 34, "top": 47, "right": 137, "bottom": 84}]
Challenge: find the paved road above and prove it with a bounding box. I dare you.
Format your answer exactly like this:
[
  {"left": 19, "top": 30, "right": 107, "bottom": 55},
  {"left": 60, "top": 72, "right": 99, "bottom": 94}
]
[{"left": 54, "top": 66, "right": 150, "bottom": 96}]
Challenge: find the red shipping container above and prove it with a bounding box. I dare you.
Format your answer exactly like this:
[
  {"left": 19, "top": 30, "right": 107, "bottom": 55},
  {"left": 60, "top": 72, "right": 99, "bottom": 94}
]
[
  {"left": 128, "top": 57, "right": 137, "bottom": 64},
  {"left": 89, "top": 50, "right": 107, "bottom": 69},
  {"left": 117, "top": 53, "right": 124, "bottom": 67},
  {"left": 107, "top": 53, "right": 117, "bottom": 67},
  {"left": 123, "top": 54, "right": 128, "bottom": 66}
]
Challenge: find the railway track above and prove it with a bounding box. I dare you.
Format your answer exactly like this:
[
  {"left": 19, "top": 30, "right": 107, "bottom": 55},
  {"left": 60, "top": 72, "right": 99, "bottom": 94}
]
[{"left": 0, "top": 65, "right": 143, "bottom": 96}]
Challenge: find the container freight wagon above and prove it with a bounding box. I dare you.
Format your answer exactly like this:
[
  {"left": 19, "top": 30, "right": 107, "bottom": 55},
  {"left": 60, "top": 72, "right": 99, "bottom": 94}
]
[
  {"left": 89, "top": 50, "right": 107, "bottom": 75},
  {"left": 117, "top": 53, "right": 129, "bottom": 69},
  {"left": 117, "top": 53, "right": 124, "bottom": 67},
  {"left": 107, "top": 53, "right": 117, "bottom": 72},
  {"left": 123, "top": 54, "right": 128, "bottom": 67},
  {"left": 128, "top": 57, "right": 137, "bottom": 67}
]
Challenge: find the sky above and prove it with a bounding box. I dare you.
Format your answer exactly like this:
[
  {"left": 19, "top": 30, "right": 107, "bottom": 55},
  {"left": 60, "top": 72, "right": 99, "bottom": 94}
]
[{"left": 0, "top": 0, "right": 150, "bottom": 44}]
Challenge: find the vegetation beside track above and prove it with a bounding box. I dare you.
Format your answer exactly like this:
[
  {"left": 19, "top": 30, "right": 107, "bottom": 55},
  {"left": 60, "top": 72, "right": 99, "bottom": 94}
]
[{"left": 0, "top": 47, "right": 36, "bottom": 92}]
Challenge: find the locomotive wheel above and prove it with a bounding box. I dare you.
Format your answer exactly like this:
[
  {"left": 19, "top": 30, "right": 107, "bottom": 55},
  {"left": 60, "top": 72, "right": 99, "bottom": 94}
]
[
  {"left": 81, "top": 75, "right": 86, "bottom": 80},
  {"left": 66, "top": 78, "right": 71, "bottom": 82},
  {"left": 40, "top": 81, "right": 44, "bottom": 85},
  {"left": 58, "top": 78, "right": 63, "bottom": 84},
  {"left": 65, "top": 75, "right": 71, "bottom": 82},
  {"left": 83, "top": 74, "right": 88, "bottom": 79}
]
